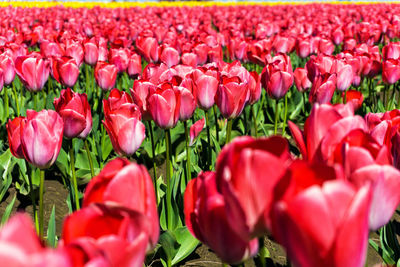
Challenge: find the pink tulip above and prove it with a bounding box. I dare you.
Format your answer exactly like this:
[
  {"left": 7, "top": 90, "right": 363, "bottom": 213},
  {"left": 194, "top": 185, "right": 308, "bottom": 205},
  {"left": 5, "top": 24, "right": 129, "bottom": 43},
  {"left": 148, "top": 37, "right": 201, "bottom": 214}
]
[
  {"left": 189, "top": 118, "right": 205, "bottom": 146},
  {"left": 109, "top": 48, "right": 130, "bottom": 73},
  {"left": 65, "top": 40, "right": 84, "bottom": 67},
  {"left": 350, "top": 164, "right": 400, "bottom": 230},
  {"left": 215, "top": 136, "right": 291, "bottom": 239},
  {"left": 130, "top": 80, "right": 157, "bottom": 121},
  {"left": 83, "top": 158, "right": 159, "bottom": 248},
  {"left": 127, "top": 53, "right": 142, "bottom": 78},
  {"left": 184, "top": 171, "right": 259, "bottom": 264},
  {"left": 309, "top": 73, "right": 336, "bottom": 104},
  {"left": 52, "top": 56, "right": 80, "bottom": 88},
  {"left": 147, "top": 84, "right": 181, "bottom": 129},
  {"left": 176, "top": 86, "right": 196, "bottom": 121},
  {"left": 0, "top": 213, "right": 72, "bottom": 267},
  {"left": 15, "top": 53, "right": 50, "bottom": 92},
  {"left": 261, "top": 53, "right": 293, "bottom": 99},
  {"left": 20, "top": 109, "right": 64, "bottom": 169},
  {"left": 382, "top": 59, "right": 400, "bottom": 84},
  {"left": 181, "top": 52, "right": 198, "bottom": 67},
  {"left": 83, "top": 39, "right": 99, "bottom": 66},
  {"left": 331, "top": 59, "right": 354, "bottom": 91},
  {"left": 160, "top": 46, "right": 180, "bottom": 68},
  {"left": 293, "top": 68, "right": 311, "bottom": 92},
  {"left": 191, "top": 68, "right": 219, "bottom": 110},
  {"left": 0, "top": 52, "right": 15, "bottom": 85},
  {"left": 53, "top": 88, "right": 92, "bottom": 139},
  {"left": 135, "top": 36, "right": 159, "bottom": 63},
  {"left": 94, "top": 61, "right": 118, "bottom": 91},
  {"left": 103, "top": 89, "right": 145, "bottom": 156},
  {"left": 382, "top": 42, "right": 400, "bottom": 60}
]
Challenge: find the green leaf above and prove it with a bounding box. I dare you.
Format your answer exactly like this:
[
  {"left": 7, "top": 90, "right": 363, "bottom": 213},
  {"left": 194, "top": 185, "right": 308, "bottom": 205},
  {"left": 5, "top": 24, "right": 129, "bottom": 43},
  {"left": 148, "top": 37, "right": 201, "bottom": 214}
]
[
  {"left": 47, "top": 206, "right": 57, "bottom": 248},
  {"left": 101, "top": 134, "right": 113, "bottom": 161},
  {"left": 1, "top": 194, "right": 16, "bottom": 225},
  {"left": 159, "top": 230, "right": 178, "bottom": 267},
  {"left": 171, "top": 226, "right": 199, "bottom": 265}
]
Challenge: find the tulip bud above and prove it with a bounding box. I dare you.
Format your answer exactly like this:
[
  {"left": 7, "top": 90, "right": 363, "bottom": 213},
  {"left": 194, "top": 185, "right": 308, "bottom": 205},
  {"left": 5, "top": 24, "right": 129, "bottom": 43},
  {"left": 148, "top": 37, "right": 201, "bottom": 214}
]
[
  {"left": 94, "top": 61, "right": 118, "bottom": 91},
  {"left": 54, "top": 88, "right": 92, "bottom": 139},
  {"left": 20, "top": 110, "right": 64, "bottom": 169},
  {"left": 83, "top": 158, "right": 159, "bottom": 248},
  {"left": 52, "top": 56, "right": 80, "bottom": 88},
  {"left": 7, "top": 117, "right": 26, "bottom": 159},
  {"left": 184, "top": 171, "right": 259, "bottom": 265},
  {"left": 15, "top": 53, "right": 50, "bottom": 92}
]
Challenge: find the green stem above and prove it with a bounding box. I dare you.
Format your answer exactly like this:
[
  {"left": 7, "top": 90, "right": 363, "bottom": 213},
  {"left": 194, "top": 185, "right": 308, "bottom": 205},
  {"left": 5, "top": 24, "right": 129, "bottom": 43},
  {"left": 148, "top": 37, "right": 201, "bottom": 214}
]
[
  {"left": 39, "top": 169, "right": 45, "bottom": 240},
  {"left": 85, "top": 64, "right": 91, "bottom": 97},
  {"left": 302, "top": 92, "right": 306, "bottom": 115},
  {"left": 84, "top": 139, "right": 95, "bottom": 178},
  {"left": 12, "top": 82, "right": 19, "bottom": 116},
  {"left": 4, "top": 85, "right": 9, "bottom": 119},
  {"left": 147, "top": 121, "right": 158, "bottom": 203},
  {"left": 204, "top": 109, "right": 212, "bottom": 170},
  {"left": 184, "top": 120, "right": 191, "bottom": 184},
  {"left": 274, "top": 99, "right": 279, "bottom": 135},
  {"left": 282, "top": 94, "right": 288, "bottom": 136},
  {"left": 69, "top": 140, "right": 80, "bottom": 211},
  {"left": 213, "top": 105, "right": 219, "bottom": 142},
  {"left": 34, "top": 92, "right": 38, "bottom": 111},
  {"left": 165, "top": 129, "right": 173, "bottom": 230},
  {"left": 28, "top": 168, "right": 38, "bottom": 234},
  {"left": 226, "top": 119, "right": 233, "bottom": 144},
  {"left": 252, "top": 105, "right": 258, "bottom": 138}
]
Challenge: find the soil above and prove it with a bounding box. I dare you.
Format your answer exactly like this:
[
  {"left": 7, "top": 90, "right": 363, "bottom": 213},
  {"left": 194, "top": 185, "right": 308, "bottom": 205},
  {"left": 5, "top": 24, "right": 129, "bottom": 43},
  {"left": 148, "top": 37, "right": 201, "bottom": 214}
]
[{"left": 0, "top": 176, "right": 385, "bottom": 267}]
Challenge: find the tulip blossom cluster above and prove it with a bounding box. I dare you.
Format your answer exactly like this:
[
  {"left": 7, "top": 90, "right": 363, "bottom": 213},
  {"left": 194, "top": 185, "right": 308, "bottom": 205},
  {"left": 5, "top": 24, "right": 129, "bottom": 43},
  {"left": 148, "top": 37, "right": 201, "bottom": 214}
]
[
  {"left": 0, "top": 158, "right": 159, "bottom": 267},
  {"left": 3, "top": 2, "right": 400, "bottom": 267}
]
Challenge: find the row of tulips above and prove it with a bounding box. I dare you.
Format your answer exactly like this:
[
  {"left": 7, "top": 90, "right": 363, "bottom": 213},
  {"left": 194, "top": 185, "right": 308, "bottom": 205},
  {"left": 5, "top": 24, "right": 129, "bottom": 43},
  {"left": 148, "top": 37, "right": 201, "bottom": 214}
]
[{"left": 2, "top": 3, "right": 400, "bottom": 267}]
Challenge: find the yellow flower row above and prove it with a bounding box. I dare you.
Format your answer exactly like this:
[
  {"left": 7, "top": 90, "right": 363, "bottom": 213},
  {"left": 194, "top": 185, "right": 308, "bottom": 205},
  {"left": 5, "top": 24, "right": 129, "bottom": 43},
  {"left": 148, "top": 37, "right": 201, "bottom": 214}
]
[{"left": 0, "top": 1, "right": 399, "bottom": 8}]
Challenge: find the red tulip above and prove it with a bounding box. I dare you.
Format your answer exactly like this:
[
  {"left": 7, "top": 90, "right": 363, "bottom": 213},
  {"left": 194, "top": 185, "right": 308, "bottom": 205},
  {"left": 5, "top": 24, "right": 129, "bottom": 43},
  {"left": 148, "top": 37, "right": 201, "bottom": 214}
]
[
  {"left": 15, "top": 53, "right": 50, "bottom": 92},
  {"left": 94, "top": 61, "right": 118, "bottom": 91},
  {"left": 293, "top": 68, "right": 311, "bottom": 92},
  {"left": 332, "top": 27, "right": 344, "bottom": 45},
  {"left": 83, "top": 158, "right": 159, "bottom": 248},
  {"left": 0, "top": 52, "right": 15, "bottom": 85},
  {"left": 215, "top": 136, "right": 291, "bottom": 239},
  {"left": 83, "top": 39, "right": 98, "bottom": 66},
  {"left": 343, "top": 90, "right": 364, "bottom": 110},
  {"left": 288, "top": 102, "right": 367, "bottom": 161},
  {"left": 184, "top": 171, "right": 259, "bottom": 264},
  {"left": 52, "top": 56, "right": 80, "bottom": 88},
  {"left": 191, "top": 68, "right": 219, "bottom": 110},
  {"left": 61, "top": 203, "right": 149, "bottom": 267},
  {"left": 271, "top": 161, "right": 371, "bottom": 267},
  {"left": 103, "top": 89, "right": 145, "bottom": 156},
  {"left": 127, "top": 53, "right": 142, "bottom": 78},
  {"left": 147, "top": 84, "right": 181, "bottom": 129},
  {"left": 40, "top": 41, "right": 64, "bottom": 58},
  {"left": 189, "top": 117, "right": 205, "bottom": 146},
  {"left": 54, "top": 88, "right": 92, "bottom": 139},
  {"left": 296, "top": 38, "right": 312, "bottom": 59},
  {"left": 135, "top": 36, "right": 159, "bottom": 63},
  {"left": 261, "top": 53, "right": 293, "bottom": 99},
  {"left": 216, "top": 74, "right": 249, "bottom": 119},
  {"left": 20, "top": 109, "right": 64, "bottom": 169},
  {"left": 7, "top": 116, "right": 26, "bottom": 159},
  {"left": 130, "top": 80, "right": 157, "bottom": 121}
]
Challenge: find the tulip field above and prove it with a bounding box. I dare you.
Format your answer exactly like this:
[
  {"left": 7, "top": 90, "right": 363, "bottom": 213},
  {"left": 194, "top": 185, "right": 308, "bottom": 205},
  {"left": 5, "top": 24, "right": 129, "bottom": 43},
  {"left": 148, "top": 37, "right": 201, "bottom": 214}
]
[{"left": 4, "top": 1, "right": 400, "bottom": 266}]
